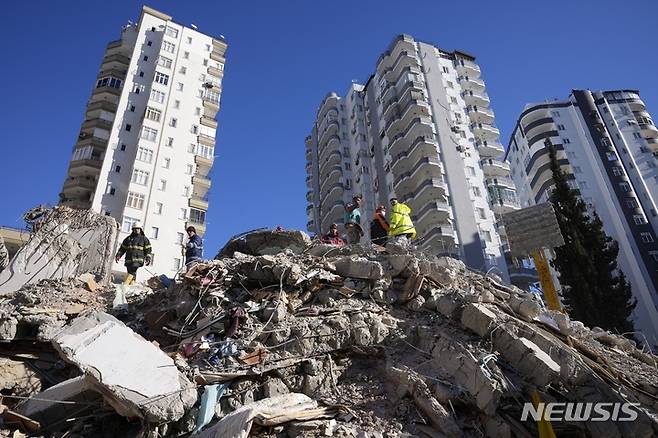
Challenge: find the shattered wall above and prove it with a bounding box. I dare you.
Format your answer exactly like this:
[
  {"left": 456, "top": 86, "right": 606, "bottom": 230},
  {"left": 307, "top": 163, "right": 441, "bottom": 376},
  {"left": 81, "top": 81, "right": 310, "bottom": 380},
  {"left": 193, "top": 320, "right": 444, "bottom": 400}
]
[{"left": 0, "top": 207, "right": 118, "bottom": 296}]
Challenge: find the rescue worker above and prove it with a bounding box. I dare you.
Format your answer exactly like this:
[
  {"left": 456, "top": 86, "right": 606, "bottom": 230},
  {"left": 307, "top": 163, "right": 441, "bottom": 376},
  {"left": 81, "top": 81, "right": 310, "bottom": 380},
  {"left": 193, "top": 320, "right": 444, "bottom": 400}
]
[
  {"left": 344, "top": 195, "right": 364, "bottom": 244},
  {"left": 370, "top": 205, "right": 389, "bottom": 245},
  {"left": 184, "top": 226, "right": 204, "bottom": 269},
  {"left": 115, "top": 222, "right": 152, "bottom": 285},
  {"left": 388, "top": 198, "right": 417, "bottom": 241},
  {"left": 0, "top": 235, "right": 9, "bottom": 273},
  {"left": 321, "top": 223, "right": 346, "bottom": 246}
]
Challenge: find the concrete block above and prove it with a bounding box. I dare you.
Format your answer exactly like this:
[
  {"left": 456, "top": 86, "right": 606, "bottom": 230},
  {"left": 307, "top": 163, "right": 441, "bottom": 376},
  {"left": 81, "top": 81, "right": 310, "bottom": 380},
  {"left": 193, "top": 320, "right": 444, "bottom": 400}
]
[
  {"left": 51, "top": 312, "right": 197, "bottom": 423},
  {"left": 461, "top": 304, "right": 498, "bottom": 337},
  {"left": 436, "top": 295, "right": 462, "bottom": 319},
  {"left": 334, "top": 257, "right": 384, "bottom": 280}
]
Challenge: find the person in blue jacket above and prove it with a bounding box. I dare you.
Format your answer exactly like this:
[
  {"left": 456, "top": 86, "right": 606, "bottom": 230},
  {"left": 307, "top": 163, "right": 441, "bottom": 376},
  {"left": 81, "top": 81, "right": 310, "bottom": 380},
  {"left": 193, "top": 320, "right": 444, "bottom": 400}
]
[{"left": 184, "top": 226, "right": 204, "bottom": 269}]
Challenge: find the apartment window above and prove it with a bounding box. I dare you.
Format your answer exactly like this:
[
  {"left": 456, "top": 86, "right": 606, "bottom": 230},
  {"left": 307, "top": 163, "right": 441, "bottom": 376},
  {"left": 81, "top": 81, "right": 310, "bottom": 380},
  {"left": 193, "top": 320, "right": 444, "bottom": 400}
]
[
  {"left": 467, "top": 166, "right": 476, "bottom": 176},
  {"left": 133, "top": 85, "right": 141, "bottom": 94},
  {"left": 169, "top": 117, "right": 178, "bottom": 127},
  {"left": 186, "top": 164, "right": 194, "bottom": 174},
  {"left": 176, "top": 82, "right": 184, "bottom": 91},
  {"left": 154, "top": 202, "right": 163, "bottom": 214},
  {"left": 165, "top": 26, "right": 178, "bottom": 38},
  {"left": 157, "top": 56, "right": 173, "bottom": 69},
  {"left": 151, "top": 227, "right": 159, "bottom": 239},
  {"left": 477, "top": 207, "right": 486, "bottom": 219},
  {"left": 166, "top": 137, "right": 174, "bottom": 147},
  {"left": 450, "top": 97, "right": 458, "bottom": 104},
  {"left": 446, "top": 81, "right": 454, "bottom": 89},
  {"left": 186, "top": 36, "right": 192, "bottom": 44},
  {"left": 120, "top": 144, "right": 126, "bottom": 151},
  {"left": 109, "top": 188, "right": 115, "bottom": 195},
  {"left": 136, "top": 147, "right": 154, "bottom": 163},
  {"left": 190, "top": 208, "right": 205, "bottom": 224},
  {"left": 115, "top": 165, "right": 121, "bottom": 173},
  {"left": 472, "top": 186, "right": 482, "bottom": 197},
  {"left": 199, "top": 74, "right": 206, "bottom": 82},
  {"left": 141, "top": 126, "right": 158, "bottom": 141},
  {"left": 191, "top": 125, "right": 199, "bottom": 134},
  {"left": 145, "top": 107, "right": 161, "bottom": 122},
  {"left": 126, "top": 192, "right": 145, "bottom": 210},
  {"left": 150, "top": 89, "right": 165, "bottom": 103},
  {"left": 139, "top": 71, "right": 144, "bottom": 78},
  {"left": 154, "top": 72, "right": 169, "bottom": 85},
  {"left": 634, "top": 215, "right": 647, "bottom": 225},
  {"left": 122, "top": 216, "right": 140, "bottom": 233},
  {"left": 567, "top": 151, "right": 576, "bottom": 158},
  {"left": 177, "top": 232, "right": 184, "bottom": 244},
  {"left": 179, "top": 208, "right": 187, "bottom": 220},
  {"left": 174, "top": 100, "right": 180, "bottom": 109},
  {"left": 162, "top": 41, "right": 176, "bottom": 53},
  {"left": 442, "top": 66, "right": 449, "bottom": 73},
  {"left": 578, "top": 181, "right": 589, "bottom": 189},
  {"left": 188, "top": 144, "right": 196, "bottom": 153},
  {"left": 129, "top": 105, "right": 135, "bottom": 112},
  {"left": 626, "top": 198, "right": 639, "bottom": 209},
  {"left": 573, "top": 166, "right": 582, "bottom": 173},
  {"left": 557, "top": 124, "right": 566, "bottom": 131},
  {"left": 612, "top": 167, "right": 623, "bottom": 176},
  {"left": 619, "top": 182, "right": 631, "bottom": 192},
  {"left": 183, "top": 186, "right": 190, "bottom": 197},
  {"left": 640, "top": 232, "right": 654, "bottom": 243},
  {"left": 159, "top": 180, "right": 167, "bottom": 191},
  {"left": 633, "top": 132, "right": 642, "bottom": 140},
  {"left": 206, "top": 44, "right": 211, "bottom": 52},
  {"left": 203, "top": 89, "right": 220, "bottom": 104},
  {"left": 195, "top": 107, "right": 201, "bottom": 115},
  {"left": 147, "top": 40, "right": 152, "bottom": 46},
  {"left": 179, "top": 66, "right": 187, "bottom": 74},
  {"left": 143, "top": 55, "right": 148, "bottom": 61},
  {"left": 163, "top": 158, "right": 171, "bottom": 168},
  {"left": 183, "top": 51, "right": 190, "bottom": 59},
  {"left": 173, "top": 258, "right": 182, "bottom": 270},
  {"left": 96, "top": 76, "right": 122, "bottom": 89},
  {"left": 563, "top": 138, "right": 571, "bottom": 144},
  {"left": 606, "top": 152, "right": 618, "bottom": 161},
  {"left": 344, "top": 162, "right": 351, "bottom": 170},
  {"left": 551, "top": 111, "right": 561, "bottom": 118},
  {"left": 125, "top": 124, "right": 131, "bottom": 132},
  {"left": 482, "top": 230, "right": 492, "bottom": 242},
  {"left": 131, "top": 169, "right": 150, "bottom": 185},
  {"left": 203, "top": 59, "right": 208, "bottom": 66}
]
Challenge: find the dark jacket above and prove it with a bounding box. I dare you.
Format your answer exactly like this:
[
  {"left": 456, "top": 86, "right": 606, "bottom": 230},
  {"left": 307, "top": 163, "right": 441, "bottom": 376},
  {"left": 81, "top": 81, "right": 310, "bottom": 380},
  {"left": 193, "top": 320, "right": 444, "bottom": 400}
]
[
  {"left": 116, "top": 233, "right": 152, "bottom": 267},
  {"left": 370, "top": 213, "right": 389, "bottom": 245},
  {"left": 185, "top": 234, "right": 204, "bottom": 264}
]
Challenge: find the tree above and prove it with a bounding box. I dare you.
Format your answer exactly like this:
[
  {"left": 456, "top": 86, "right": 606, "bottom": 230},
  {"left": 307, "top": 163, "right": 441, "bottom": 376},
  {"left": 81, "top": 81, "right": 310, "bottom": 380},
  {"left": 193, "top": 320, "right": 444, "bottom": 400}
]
[{"left": 546, "top": 139, "right": 636, "bottom": 334}]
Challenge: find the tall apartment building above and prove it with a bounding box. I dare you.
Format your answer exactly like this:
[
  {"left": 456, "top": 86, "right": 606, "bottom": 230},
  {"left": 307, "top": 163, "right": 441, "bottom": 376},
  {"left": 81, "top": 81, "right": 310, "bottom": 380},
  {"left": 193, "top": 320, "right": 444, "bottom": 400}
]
[
  {"left": 506, "top": 89, "right": 658, "bottom": 340},
  {"left": 59, "top": 6, "right": 226, "bottom": 277},
  {"left": 306, "top": 35, "right": 527, "bottom": 283}
]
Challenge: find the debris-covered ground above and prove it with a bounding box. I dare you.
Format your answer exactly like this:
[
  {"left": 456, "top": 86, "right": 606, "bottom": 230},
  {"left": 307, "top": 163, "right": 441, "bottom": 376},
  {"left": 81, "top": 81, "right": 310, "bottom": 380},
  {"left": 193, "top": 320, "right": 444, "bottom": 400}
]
[{"left": 1, "top": 229, "right": 658, "bottom": 437}]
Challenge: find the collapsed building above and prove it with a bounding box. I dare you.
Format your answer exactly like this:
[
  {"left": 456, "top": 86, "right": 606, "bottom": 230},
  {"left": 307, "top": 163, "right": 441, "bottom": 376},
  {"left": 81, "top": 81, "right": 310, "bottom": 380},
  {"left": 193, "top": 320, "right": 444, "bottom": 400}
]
[{"left": 0, "top": 214, "right": 657, "bottom": 437}]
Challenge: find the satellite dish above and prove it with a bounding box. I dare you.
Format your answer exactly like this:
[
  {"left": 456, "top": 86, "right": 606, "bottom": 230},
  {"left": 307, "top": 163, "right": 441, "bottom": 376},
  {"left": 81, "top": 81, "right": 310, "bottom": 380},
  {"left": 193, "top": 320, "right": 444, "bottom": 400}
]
[{"left": 190, "top": 24, "right": 198, "bottom": 30}]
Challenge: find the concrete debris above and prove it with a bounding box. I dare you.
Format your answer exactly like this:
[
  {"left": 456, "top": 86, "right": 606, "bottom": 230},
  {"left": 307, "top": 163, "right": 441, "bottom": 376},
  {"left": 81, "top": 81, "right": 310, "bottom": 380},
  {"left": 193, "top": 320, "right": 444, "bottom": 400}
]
[
  {"left": 0, "top": 226, "right": 657, "bottom": 437},
  {"left": 0, "top": 206, "right": 117, "bottom": 296}
]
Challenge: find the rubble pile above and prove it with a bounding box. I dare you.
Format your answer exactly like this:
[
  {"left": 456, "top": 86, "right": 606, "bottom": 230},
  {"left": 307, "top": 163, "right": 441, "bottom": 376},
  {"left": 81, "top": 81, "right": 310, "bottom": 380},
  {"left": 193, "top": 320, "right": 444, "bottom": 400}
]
[{"left": 1, "top": 229, "right": 658, "bottom": 437}]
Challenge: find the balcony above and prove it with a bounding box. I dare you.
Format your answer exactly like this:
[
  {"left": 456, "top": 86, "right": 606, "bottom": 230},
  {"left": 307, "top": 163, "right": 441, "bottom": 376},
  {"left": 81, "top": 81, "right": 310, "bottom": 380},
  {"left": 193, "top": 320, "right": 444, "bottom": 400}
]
[
  {"left": 394, "top": 157, "right": 443, "bottom": 193},
  {"left": 306, "top": 175, "right": 313, "bottom": 189},
  {"left": 481, "top": 158, "right": 510, "bottom": 177},
  {"left": 320, "top": 150, "right": 341, "bottom": 174},
  {"left": 471, "top": 123, "right": 500, "bottom": 141},
  {"left": 466, "top": 106, "right": 494, "bottom": 124},
  {"left": 391, "top": 136, "right": 439, "bottom": 175},
  {"left": 382, "top": 51, "right": 419, "bottom": 83},
  {"left": 192, "top": 175, "right": 211, "bottom": 197},
  {"left": 319, "top": 165, "right": 342, "bottom": 194},
  {"left": 412, "top": 201, "right": 451, "bottom": 226},
  {"left": 86, "top": 100, "right": 118, "bottom": 114},
  {"left": 203, "top": 98, "right": 220, "bottom": 114},
  {"left": 399, "top": 178, "right": 447, "bottom": 207},
  {"left": 68, "top": 157, "right": 103, "bottom": 176},
  {"left": 475, "top": 140, "right": 505, "bottom": 158},
  {"left": 486, "top": 177, "right": 516, "bottom": 190},
  {"left": 458, "top": 76, "right": 485, "bottom": 91},
  {"left": 306, "top": 220, "right": 314, "bottom": 232},
  {"left": 207, "top": 65, "right": 223, "bottom": 78},
  {"left": 639, "top": 122, "right": 658, "bottom": 138},
  {"left": 200, "top": 116, "right": 218, "bottom": 130},
  {"left": 317, "top": 93, "right": 339, "bottom": 123},
  {"left": 462, "top": 90, "right": 490, "bottom": 107},
  {"left": 318, "top": 135, "right": 340, "bottom": 164},
  {"left": 320, "top": 182, "right": 344, "bottom": 207},
  {"left": 189, "top": 196, "right": 209, "bottom": 211},
  {"left": 195, "top": 154, "right": 214, "bottom": 177},
  {"left": 455, "top": 59, "right": 481, "bottom": 78},
  {"left": 92, "top": 84, "right": 122, "bottom": 98},
  {"left": 62, "top": 176, "right": 97, "bottom": 194},
  {"left": 383, "top": 86, "right": 425, "bottom": 121},
  {"left": 490, "top": 197, "right": 520, "bottom": 215},
  {"left": 198, "top": 133, "right": 216, "bottom": 147},
  {"left": 80, "top": 118, "right": 113, "bottom": 133},
  {"left": 377, "top": 37, "right": 416, "bottom": 73},
  {"left": 388, "top": 117, "right": 434, "bottom": 157},
  {"left": 306, "top": 190, "right": 314, "bottom": 202},
  {"left": 385, "top": 100, "right": 431, "bottom": 138},
  {"left": 422, "top": 225, "right": 457, "bottom": 254},
  {"left": 210, "top": 50, "right": 226, "bottom": 64}
]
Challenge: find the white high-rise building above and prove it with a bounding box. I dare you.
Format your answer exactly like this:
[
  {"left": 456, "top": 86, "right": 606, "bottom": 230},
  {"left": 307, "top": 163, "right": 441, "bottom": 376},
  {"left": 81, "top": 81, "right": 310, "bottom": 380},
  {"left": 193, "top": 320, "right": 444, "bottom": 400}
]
[
  {"left": 59, "top": 6, "right": 226, "bottom": 277},
  {"left": 306, "top": 35, "right": 527, "bottom": 283},
  {"left": 506, "top": 89, "right": 658, "bottom": 341}
]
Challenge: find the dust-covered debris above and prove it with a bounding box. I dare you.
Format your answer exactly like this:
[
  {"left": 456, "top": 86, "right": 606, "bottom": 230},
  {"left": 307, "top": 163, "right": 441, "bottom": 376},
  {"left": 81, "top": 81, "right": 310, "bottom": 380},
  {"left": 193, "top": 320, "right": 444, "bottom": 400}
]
[{"left": 1, "top": 227, "right": 657, "bottom": 437}]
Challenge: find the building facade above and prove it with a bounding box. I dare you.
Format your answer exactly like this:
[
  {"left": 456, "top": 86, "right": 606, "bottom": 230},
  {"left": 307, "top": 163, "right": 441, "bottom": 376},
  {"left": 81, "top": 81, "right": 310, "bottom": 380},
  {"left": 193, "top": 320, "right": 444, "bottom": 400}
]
[
  {"left": 506, "top": 89, "right": 658, "bottom": 340},
  {"left": 306, "top": 35, "right": 521, "bottom": 281},
  {"left": 59, "top": 6, "right": 226, "bottom": 277}
]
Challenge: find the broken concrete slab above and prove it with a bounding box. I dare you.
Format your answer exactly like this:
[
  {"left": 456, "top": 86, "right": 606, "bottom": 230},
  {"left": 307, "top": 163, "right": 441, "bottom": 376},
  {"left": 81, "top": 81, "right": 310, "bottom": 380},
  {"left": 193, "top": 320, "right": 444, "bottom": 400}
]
[
  {"left": 0, "top": 358, "right": 41, "bottom": 397},
  {"left": 461, "top": 303, "right": 498, "bottom": 337},
  {"left": 51, "top": 312, "right": 197, "bottom": 423},
  {"left": 217, "top": 229, "right": 311, "bottom": 258},
  {"left": 0, "top": 207, "right": 118, "bottom": 296},
  {"left": 333, "top": 257, "right": 384, "bottom": 280}
]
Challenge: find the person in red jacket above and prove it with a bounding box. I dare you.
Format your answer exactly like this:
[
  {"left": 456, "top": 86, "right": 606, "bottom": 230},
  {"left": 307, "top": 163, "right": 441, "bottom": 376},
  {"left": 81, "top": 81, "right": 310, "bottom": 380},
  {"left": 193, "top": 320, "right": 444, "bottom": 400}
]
[{"left": 321, "top": 223, "right": 346, "bottom": 246}]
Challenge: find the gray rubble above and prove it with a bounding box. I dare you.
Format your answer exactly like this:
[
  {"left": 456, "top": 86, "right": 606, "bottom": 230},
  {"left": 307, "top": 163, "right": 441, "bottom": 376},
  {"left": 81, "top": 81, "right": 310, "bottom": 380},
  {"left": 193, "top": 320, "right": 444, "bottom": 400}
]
[{"left": 0, "top": 227, "right": 657, "bottom": 438}]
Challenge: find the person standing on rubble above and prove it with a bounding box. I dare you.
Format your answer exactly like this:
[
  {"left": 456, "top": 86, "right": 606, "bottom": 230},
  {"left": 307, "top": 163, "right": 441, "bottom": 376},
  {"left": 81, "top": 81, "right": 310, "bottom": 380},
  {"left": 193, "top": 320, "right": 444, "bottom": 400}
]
[
  {"left": 115, "top": 222, "right": 152, "bottom": 285},
  {"left": 344, "top": 195, "right": 364, "bottom": 244},
  {"left": 184, "top": 226, "right": 203, "bottom": 269},
  {"left": 321, "top": 223, "right": 346, "bottom": 246},
  {"left": 388, "top": 198, "right": 416, "bottom": 241},
  {"left": 0, "top": 235, "right": 8, "bottom": 273},
  {"left": 370, "top": 205, "right": 389, "bottom": 246}
]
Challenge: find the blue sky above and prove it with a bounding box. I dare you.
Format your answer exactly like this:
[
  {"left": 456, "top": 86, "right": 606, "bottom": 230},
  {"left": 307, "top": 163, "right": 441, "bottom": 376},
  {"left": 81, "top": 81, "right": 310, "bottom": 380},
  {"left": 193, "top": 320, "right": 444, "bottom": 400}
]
[{"left": 1, "top": 0, "right": 657, "bottom": 256}]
